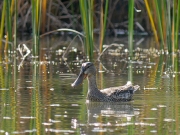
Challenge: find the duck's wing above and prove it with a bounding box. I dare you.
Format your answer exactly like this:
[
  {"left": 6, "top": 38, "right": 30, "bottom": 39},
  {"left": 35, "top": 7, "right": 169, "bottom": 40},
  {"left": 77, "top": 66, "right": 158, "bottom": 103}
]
[
  {"left": 100, "top": 85, "right": 134, "bottom": 96},
  {"left": 100, "top": 82, "right": 139, "bottom": 101}
]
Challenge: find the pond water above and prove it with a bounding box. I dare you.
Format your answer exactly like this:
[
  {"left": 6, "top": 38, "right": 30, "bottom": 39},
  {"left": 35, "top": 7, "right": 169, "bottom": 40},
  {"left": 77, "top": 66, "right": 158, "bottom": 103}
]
[{"left": 0, "top": 36, "right": 180, "bottom": 134}]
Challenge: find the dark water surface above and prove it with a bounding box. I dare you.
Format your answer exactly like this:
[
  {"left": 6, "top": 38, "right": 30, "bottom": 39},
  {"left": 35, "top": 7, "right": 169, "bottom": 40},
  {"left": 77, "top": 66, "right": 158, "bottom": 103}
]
[{"left": 0, "top": 36, "right": 180, "bottom": 134}]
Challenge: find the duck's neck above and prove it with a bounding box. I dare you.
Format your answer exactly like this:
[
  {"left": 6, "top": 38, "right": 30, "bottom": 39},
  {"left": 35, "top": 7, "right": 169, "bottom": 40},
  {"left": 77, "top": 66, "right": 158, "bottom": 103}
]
[
  {"left": 87, "top": 75, "right": 98, "bottom": 92},
  {"left": 86, "top": 74, "right": 106, "bottom": 101}
]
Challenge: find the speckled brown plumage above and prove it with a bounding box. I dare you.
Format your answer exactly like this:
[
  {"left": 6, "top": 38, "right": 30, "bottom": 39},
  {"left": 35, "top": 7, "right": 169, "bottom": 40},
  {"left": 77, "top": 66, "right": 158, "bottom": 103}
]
[{"left": 72, "top": 62, "right": 139, "bottom": 102}]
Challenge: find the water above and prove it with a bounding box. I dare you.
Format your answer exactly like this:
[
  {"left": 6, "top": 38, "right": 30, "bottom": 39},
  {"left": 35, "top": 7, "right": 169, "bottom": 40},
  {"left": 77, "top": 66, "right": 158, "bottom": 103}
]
[{"left": 0, "top": 36, "right": 180, "bottom": 134}]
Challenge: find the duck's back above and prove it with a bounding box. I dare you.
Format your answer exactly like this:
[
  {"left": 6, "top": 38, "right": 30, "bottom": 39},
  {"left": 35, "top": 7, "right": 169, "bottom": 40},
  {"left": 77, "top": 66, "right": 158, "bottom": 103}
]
[{"left": 100, "top": 82, "right": 139, "bottom": 102}]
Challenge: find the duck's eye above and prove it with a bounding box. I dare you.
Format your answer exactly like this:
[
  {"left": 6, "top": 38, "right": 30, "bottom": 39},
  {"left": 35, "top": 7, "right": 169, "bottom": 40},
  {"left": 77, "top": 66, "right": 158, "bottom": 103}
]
[{"left": 86, "top": 64, "right": 92, "bottom": 69}]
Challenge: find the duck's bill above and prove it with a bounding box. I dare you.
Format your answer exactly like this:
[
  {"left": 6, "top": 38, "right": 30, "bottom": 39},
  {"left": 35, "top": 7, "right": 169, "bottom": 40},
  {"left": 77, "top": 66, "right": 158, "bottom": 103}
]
[{"left": 71, "top": 71, "right": 87, "bottom": 87}]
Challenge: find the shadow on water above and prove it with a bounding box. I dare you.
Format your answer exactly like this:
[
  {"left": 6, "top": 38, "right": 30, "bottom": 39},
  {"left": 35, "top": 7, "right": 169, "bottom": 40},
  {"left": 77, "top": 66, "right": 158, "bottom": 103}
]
[{"left": 0, "top": 36, "right": 179, "bottom": 134}]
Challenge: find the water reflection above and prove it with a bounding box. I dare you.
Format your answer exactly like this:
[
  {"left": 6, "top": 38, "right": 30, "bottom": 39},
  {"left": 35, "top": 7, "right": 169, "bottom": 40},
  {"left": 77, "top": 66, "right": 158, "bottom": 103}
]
[
  {"left": 0, "top": 36, "right": 179, "bottom": 134},
  {"left": 74, "top": 102, "right": 139, "bottom": 134}
]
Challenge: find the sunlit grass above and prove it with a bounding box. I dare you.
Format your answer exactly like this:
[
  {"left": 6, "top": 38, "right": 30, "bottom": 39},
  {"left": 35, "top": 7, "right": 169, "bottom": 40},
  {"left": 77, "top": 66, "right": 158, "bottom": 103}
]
[
  {"left": 5, "top": 0, "right": 13, "bottom": 51},
  {"left": 99, "top": 0, "right": 109, "bottom": 53},
  {"left": 0, "top": 1, "right": 6, "bottom": 50},
  {"left": 31, "top": 0, "right": 42, "bottom": 57},
  {"left": 0, "top": 0, "right": 179, "bottom": 58},
  {"left": 128, "top": 0, "right": 134, "bottom": 82},
  {"left": 128, "top": 0, "right": 134, "bottom": 57},
  {"left": 144, "top": 0, "right": 160, "bottom": 47},
  {"left": 79, "top": 0, "right": 94, "bottom": 58},
  {"left": 144, "top": 0, "right": 180, "bottom": 52},
  {"left": 14, "top": 0, "right": 17, "bottom": 50}
]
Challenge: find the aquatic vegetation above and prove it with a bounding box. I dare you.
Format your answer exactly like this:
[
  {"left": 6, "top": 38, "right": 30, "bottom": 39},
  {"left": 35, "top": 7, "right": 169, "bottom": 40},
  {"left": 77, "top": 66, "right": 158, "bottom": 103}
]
[
  {"left": 128, "top": 0, "right": 134, "bottom": 57},
  {"left": 79, "top": 0, "right": 94, "bottom": 58},
  {"left": 99, "top": 0, "right": 109, "bottom": 53},
  {"left": 0, "top": 1, "right": 6, "bottom": 50},
  {"left": 31, "top": 0, "right": 41, "bottom": 57},
  {"left": 144, "top": 0, "right": 180, "bottom": 52},
  {"left": 0, "top": 35, "right": 179, "bottom": 134},
  {"left": 0, "top": 1, "right": 179, "bottom": 134},
  {"left": 0, "top": 0, "right": 134, "bottom": 58},
  {"left": 0, "top": 0, "right": 179, "bottom": 59}
]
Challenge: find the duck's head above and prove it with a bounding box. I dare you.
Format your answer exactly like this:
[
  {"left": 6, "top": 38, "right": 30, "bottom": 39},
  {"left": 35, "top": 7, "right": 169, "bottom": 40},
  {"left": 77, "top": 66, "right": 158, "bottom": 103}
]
[{"left": 71, "top": 62, "right": 96, "bottom": 87}]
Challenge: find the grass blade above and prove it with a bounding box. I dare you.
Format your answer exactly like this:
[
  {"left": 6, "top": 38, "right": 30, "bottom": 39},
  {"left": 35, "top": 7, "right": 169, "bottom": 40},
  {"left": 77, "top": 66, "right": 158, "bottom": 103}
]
[
  {"left": 175, "top": 0, "right": 180, "bottom": 50},
  {"left": 154, "top": 0, "right": 164, "bottom": 49},
  {"left": 128, "top": 0, "right": 134, "bottom": 57},
  {"left": 79, "top": 0, "right": 94, "bottom": 58},
  {"left": 5, "top": 0, "right": 13, "bottom": 51},
  {"left": 128, "top": 0, "right": 134, "bottom": 82},
  {"left": 99, "top": 0, "right": 109, "bottom": 53},
  {"left": 31, "top": 0, "right": 42, "bottom": 57},
  {"left": 0, "top": 1, "right": 6, "bottom": 50}
]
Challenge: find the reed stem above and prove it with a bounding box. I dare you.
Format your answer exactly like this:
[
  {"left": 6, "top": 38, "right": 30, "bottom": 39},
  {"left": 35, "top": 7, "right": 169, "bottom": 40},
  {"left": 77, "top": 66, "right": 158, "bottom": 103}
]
[
  {"left": 128, "top": 0, "right": 134, "bottom": 57},
  {"left": 14, "top": 0, "right": 17, "bottom": 51},
  {"left": 31, "top": 0, "right": 42, "bottom": 57},
  {"left": 175, "top": 0, "right": 180, "bottom": 51},
  {"left": 79, "top": 0, "right": 94, "bottom": 58},
  {"left": 6, "top": 0, "right": 12, "bottom": 51},
  {"left": 0, "top": 1, "right": 6, "bottom": 50},
  {"left": 128, "top": 0, "right": 134, "bottom": 82},
  {"left": 99, "top": 0, "right": 109, "bottom": 53},
  {"left": 144, "top": 0, "right": 160, "bottom": 47}
]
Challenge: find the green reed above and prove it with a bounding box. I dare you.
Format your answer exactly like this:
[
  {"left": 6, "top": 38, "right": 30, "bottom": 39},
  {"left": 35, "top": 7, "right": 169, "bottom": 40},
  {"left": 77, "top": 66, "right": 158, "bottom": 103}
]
[
  {"left": 1, "top": 0, "right": 42, "bottom": 56},
  {"left": 99, "top": 0, "right": 109, "bottom": 53},
  {"left": 14, "top": 0, "right": 17, "bottom": 51},
  {"left": 0, "top": 1, "right": 6, "bottom": 50},
  {"left": 145, "top": 0, "right": 180, "bottom": 52},
  {"left": 128, "top": 0, "right": 134, "bottom": 57},
  {"left": 154, "top": 0, "right": 164, "bottom": 49},
  {"left": 41, "top": 0, "right": 47, "bottom": 33},
  {"left": 175, "top": 1, "right": 180, "bottom": 50},
  {"left": 79, "top": 0, "right": 94, "bottom": 58},
  {"left": 0, "top": 0, "right": 136, "bottom": 59},
  {"left": 6, "top": 1, "right": 12, "bottom": 42},
  {"left": 0, "top": 0, "right": 17, "bottom": 51},
  {"left": 128, "top": 0, "right": 134, "bottom": 82},
  {"left": 5, "top": 0, "right": 13, "bottom": 51},
  {"left": 79, "top": 0, "right": 109, "bottom": 57},
  {"left": 31, "top": 0, "right": 42, "bottom": 57}
]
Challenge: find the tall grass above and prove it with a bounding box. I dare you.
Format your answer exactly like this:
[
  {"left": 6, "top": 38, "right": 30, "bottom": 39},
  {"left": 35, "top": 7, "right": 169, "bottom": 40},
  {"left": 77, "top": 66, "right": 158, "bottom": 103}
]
[
  {"left": 13, "top": 0, "right": 17, "bottom": 50},
  {"left": 79, "top": 0, "right": 94, "bottom": 58},
  {"left": 0, "top": 0, "right": 17, "bottom": 52},
  {"left": 6, "top": 1, "right": 12, "bottom": 42},
  {"left": 128, "top": 0, "right": 134, "bottom": 57},
  {"left": 174, "top": 1, "right": 180, "bottom": 50},
  {"left": 145, "top": 0, "right": 180, "bottom": 52},
  {"left": 0, "top": 1, "right": 6, "bottom": 50},
  {"left": 128, "top": 0, "right": 134, "bottom": 82},
  {"left": 79, "top": 0, "right": 109, "bottom": 57},
  {"left": 144, "top": 0, "right": 159, "bottom": 47},
  {"left": 99, "top": 0, "right": 109, "bottom": 53},
  {"left": 5, "top": 0, "right": 14, "bottom": 51},
  {"left": 31, "top": 0, "right": 42, "bottom": 57},
  {"left": 2, "top": 0, "right": 179, "bottom": 58},
  {"left": 41, "top": 0, "right": 47, "bottom": 33}
]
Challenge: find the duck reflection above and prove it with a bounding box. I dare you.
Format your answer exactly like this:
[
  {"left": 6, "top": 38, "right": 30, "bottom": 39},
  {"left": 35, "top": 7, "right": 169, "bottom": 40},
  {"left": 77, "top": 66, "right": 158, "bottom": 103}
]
[
  {"left": 86, "top": 102, "right": 138, "bottom": 124},
  {"left": 72, "top": 102, "right": 140, "bottom": 134}
]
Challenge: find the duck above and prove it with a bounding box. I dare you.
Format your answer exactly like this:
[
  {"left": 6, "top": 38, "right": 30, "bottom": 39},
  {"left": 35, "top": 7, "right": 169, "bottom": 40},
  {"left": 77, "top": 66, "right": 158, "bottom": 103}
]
[{"left": 71, "top": 62, "right": 139, "bottom": 102}]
